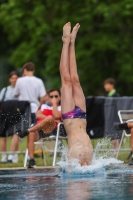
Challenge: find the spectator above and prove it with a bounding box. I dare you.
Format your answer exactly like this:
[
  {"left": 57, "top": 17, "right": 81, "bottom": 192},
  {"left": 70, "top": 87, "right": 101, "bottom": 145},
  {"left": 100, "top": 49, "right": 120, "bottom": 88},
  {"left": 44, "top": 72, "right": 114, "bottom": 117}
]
[
  {"left": 104, "top": 78, "right": 120, "bottom": 154},
  {"left": 104, "top": 78, "right": 120, "bottom": 97},
  {"left": 14, "top": 62, "right": 47, "bottom": 124},
  {"left": 28, "top": 89, "right": 61, "bottom": 168},
  {"left": 0, "top": 71, "right": 19, "bottom": 163},
  {"left": 114, "top": 122, "right": 133, "bottom": 164}
]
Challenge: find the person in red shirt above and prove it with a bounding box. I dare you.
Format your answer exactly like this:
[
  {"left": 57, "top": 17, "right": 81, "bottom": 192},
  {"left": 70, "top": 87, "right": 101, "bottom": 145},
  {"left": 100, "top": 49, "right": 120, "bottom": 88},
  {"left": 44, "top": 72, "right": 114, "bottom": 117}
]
[
  {"left": 27, "top": 89, "right": 61, "bottom": 168},
  {"left": 37, "top": 90, "right": 61, "bottom": 126}
]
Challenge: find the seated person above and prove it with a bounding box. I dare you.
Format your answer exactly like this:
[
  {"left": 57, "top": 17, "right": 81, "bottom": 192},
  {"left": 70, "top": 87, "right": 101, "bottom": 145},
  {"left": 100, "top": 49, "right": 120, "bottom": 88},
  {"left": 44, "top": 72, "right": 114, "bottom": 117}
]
[
  {"left": 27, "top": 89, "right": 61, "bottom": 168},
  {"left": 114, "top": 122, "right": 133, "bottom": 165}
]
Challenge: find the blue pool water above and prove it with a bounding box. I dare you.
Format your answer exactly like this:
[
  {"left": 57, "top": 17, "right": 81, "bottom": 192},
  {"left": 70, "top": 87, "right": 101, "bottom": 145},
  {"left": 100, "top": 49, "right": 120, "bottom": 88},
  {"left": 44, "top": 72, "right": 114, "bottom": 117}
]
[{"left": 0, "top": 157, "right": 133, "bottom": 200}]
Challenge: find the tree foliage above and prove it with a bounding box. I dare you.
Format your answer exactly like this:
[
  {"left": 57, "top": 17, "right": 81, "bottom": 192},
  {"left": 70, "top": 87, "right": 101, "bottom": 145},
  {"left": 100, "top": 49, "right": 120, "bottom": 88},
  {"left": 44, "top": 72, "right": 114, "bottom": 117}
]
[{"left": 1, "top": 0, "right": 133, "bottom": 95}]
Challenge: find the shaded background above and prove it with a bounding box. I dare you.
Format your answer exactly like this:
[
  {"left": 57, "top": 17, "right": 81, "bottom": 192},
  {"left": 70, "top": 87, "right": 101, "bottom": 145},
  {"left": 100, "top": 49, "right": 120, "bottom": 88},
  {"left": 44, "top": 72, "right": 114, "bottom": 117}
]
[{"left": 0, "top": 0, "right": 133, "bottom": 96}]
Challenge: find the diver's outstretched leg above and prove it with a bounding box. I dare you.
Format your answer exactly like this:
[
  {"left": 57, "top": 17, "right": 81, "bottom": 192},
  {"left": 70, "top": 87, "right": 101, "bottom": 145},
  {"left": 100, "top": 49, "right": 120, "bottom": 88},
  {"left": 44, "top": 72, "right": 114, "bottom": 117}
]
[
  {"left": 68, "top": 24, "right": 93, "bottom": 166},
  {"left": 69, "top": 23, "right": 86, "bottom": 112},
  {"left": 60, "top": 22, "right": 75, "bottom": 114}
]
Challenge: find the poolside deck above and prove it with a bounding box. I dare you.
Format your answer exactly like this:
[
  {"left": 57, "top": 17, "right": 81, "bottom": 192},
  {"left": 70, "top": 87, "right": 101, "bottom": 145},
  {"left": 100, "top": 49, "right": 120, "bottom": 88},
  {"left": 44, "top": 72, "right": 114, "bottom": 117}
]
[{"left": 0, "top": 166, "right": 62, "bottom": 170}]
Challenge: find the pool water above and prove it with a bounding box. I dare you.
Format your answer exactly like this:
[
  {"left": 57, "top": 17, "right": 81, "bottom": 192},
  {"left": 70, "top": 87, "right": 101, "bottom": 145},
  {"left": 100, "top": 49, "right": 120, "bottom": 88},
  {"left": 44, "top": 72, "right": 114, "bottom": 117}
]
[{"left": 0, "top": 159, "right": 133, "bottom": 200}]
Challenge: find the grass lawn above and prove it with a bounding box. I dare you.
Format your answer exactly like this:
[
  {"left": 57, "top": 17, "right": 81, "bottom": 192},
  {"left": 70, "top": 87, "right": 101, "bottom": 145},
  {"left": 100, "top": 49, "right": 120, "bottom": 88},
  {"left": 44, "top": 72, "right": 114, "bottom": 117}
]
[{"left": 0, "top": 136, "right": 131, "bottom": 168}]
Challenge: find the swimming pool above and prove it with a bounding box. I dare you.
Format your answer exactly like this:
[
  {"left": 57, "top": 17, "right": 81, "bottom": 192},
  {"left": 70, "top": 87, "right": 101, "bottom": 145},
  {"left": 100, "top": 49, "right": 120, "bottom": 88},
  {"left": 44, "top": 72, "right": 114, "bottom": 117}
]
[{"left": 0, "top": 163, "right": 133, "bottom": 200}]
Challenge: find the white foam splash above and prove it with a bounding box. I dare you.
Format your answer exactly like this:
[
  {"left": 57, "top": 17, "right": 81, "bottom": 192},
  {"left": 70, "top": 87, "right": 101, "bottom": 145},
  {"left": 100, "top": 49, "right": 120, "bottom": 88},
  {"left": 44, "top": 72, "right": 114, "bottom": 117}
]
[
  {"left": 56, "top": 141, "right": 123, "bottom": 175},
  {"left": 57, "top": 154, "right": 123, "bottom": 175}
]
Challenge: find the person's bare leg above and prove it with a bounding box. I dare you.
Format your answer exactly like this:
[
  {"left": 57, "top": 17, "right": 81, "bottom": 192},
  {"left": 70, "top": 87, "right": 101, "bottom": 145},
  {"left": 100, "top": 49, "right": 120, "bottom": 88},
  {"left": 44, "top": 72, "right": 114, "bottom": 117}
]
[
  {"left": 68, "top": 23, "right": 93, "bottom": 166},
  {"left": 28, "top": 116, "right": 55, "bottom": 159},
  {"left": 10, "top": 134, "right": 19, "bottom": 152},
  {"left": 1, "top": 137, "right": 6, "bottom": 152},
  {"left": 111, "top": 139, "right": 115, "bottom": 150},
  {"left": 128, "top": 123, "right": 133, "bottom": 129},
  {"left": 128, "top": 128, "right": 133, "bottom": 165},
  {"left": 69, "top": 23, "right": 86, "bottom": 111},
  {"left": 7, "top": 134, "right": 19, "bottom": 162},
  {"left": 28, "top": 131, "right": 40, "bottom": 159},
  {"left": 1, "top": 138, "right": 7, "bottom": 162},
  {"left": 130, "top": 128, "right": 133, "bottom": 153},
  {"left": 60, "top": 22, "right": 75, "bottom": 114},
  {"left": 111, "top": 139, "right": 119, "bottom": 155},
  {"left": 115, "top": 139, "right": 119, "bottom": 149},
  {"left": 28, "top": 116, "right": 55, "bottom": 134},
  {"left": 34, "top": 141, "right": 43, "bottom": 155}
]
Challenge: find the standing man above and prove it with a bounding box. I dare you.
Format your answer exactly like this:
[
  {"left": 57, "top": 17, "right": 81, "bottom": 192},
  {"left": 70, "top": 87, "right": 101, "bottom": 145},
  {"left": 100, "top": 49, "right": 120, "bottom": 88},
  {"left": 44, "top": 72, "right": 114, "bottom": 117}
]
[
  {"left": 14, "top": 62, "right": 47, "bottom": 124},
  {"left": 104, "top": 78, "right": 120, "bottom": 97},
  {"left": 104, "top": 78, "right": 120, "bottom": 154}
]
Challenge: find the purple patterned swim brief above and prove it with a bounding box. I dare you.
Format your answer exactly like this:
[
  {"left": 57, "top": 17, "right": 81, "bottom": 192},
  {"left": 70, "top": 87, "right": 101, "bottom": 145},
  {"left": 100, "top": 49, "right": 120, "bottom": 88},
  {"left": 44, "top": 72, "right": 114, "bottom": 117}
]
[{"left": 62, "top": 106, "right": 86, "bottom": 120}]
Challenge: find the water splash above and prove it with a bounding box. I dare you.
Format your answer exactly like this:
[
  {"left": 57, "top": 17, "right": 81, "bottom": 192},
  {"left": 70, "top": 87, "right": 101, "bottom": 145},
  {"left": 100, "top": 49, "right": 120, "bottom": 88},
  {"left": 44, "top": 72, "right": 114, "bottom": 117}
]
[
  {"left": 57, "top": 140, "right": 123, "bottom": 175},
  {"left": 57, "top": 155, "right": 123, "bottom": 175}
]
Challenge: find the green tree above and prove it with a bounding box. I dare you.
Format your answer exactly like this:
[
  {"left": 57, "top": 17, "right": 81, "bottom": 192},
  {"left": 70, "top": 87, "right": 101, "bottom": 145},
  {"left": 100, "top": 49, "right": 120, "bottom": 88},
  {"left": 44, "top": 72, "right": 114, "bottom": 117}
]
[{"left": 1, "top": 0, "right": 133, "bottom": 95}]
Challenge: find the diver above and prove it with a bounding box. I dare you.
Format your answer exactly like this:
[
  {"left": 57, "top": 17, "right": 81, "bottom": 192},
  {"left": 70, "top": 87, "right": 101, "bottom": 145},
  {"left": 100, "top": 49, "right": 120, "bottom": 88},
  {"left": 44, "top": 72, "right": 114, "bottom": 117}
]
[{"left": 59, "top": 22, "right": 93, "bottom": 166}]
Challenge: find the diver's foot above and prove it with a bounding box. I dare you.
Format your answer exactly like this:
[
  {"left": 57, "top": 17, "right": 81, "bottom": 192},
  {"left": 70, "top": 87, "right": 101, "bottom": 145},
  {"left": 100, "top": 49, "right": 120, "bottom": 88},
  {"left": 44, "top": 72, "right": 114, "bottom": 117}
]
[
  {"left": 128, "top": 158, "right": 133, "bottom": 165},
  {"left": 62, "top": 22, "right": 71, "bottom": 43},
  {"left": 70, "top": 23, "right": 80, "bottom": 43},
  {"left": 114, "top": 123, "right": 129, "bottom": 131}
]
